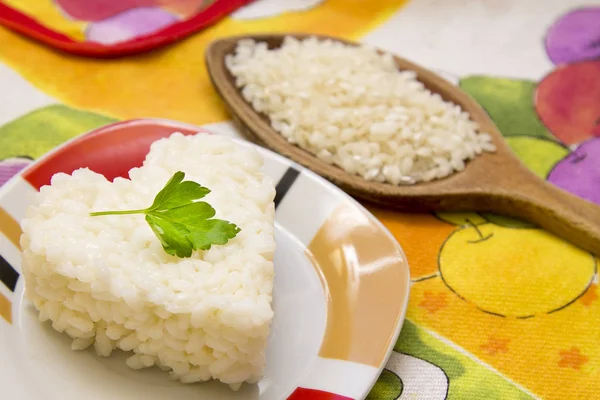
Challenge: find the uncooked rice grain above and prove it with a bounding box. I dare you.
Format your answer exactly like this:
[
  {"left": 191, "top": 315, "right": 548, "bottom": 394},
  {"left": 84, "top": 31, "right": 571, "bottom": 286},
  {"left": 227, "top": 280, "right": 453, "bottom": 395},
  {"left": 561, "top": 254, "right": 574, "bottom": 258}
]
[{"left": 225, "top": 36, "right": 496, "bottom": 184}]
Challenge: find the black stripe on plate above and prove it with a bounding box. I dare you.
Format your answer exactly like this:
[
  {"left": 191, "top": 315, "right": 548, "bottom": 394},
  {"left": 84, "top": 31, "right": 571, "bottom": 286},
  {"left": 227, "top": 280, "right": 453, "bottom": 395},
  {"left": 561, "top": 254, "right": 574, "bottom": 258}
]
[
  {"left": 274, "top": 167, "right": 300, "bottom": 209},
  {"left": 0, "top": 254, "right": 19, "bottom": 292}
]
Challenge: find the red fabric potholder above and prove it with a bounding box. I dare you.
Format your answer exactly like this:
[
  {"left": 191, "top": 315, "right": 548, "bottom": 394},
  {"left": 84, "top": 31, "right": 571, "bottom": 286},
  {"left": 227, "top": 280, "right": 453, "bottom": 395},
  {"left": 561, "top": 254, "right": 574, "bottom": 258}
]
[{"left": 0, "top": 0, "right": 253, "bottom": 57}]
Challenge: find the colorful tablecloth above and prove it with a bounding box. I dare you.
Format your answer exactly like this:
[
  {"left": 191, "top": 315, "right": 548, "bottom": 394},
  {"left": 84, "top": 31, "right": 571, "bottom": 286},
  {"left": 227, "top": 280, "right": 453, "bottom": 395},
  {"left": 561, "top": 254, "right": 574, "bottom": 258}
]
[{"left": 1, "top": 1, "right": 599, "bottom": 399}]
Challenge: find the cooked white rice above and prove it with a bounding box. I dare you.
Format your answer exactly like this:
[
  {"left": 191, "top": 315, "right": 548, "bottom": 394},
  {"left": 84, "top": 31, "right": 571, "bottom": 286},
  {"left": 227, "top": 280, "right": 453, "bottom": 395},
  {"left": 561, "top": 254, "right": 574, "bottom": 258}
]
[
  {"left": 20, "top": 133, "right": 276, "bottom": 389},
  {"left": 225, "top": 36, "right": 496, "bottom": 184}
]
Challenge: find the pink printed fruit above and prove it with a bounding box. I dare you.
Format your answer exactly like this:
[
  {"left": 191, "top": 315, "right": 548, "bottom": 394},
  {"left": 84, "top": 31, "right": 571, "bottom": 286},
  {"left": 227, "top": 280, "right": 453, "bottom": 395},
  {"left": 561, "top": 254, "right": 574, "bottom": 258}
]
[
  {"left": 535, "top": 60, "right": 600, "bottom": 145},
  {"left": 86, "top": 7, "right": 180, "bottom": 45},
  {"left": 55, "top": 0, "right": 158, "bottom": 21}
]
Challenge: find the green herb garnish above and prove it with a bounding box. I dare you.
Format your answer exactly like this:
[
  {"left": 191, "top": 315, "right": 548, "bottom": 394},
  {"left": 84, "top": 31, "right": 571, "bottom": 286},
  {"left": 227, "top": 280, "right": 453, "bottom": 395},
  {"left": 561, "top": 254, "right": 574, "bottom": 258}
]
[{"left": 90, "top": 171, "right": 240, "bottom": 258}]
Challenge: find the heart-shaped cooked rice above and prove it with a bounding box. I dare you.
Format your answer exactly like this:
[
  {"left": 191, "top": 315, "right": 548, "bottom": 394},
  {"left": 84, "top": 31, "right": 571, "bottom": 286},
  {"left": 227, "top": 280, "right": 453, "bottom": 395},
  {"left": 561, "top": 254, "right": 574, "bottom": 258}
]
[{"left": 20, "top": 132, "right": 276, "bottom": 389}]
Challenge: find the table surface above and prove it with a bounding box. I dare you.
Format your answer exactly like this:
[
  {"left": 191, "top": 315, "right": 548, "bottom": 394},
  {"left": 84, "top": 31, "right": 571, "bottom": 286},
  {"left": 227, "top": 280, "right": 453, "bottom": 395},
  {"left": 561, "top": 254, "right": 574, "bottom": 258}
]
[{"left": 0, "top": 1, "right": 599, "bottom": 399}]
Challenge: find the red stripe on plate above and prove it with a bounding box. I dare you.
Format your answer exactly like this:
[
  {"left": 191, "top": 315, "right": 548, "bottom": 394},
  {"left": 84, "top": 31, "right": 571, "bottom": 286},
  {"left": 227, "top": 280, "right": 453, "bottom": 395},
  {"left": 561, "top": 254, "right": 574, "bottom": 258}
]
[
  {"left": 0, "top": 0, "right": 253, "bottom": 57},
  {"left": 287, "top": 388, "right": 353, "bottom": 400},
  {"left": 22, "top": 120, "right": 200, "bottom": 190}
]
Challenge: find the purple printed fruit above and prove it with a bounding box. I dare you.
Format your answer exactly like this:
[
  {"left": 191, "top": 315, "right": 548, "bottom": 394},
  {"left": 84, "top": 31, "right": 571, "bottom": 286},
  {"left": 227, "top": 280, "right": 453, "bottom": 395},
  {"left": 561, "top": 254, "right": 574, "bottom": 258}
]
[
  {"left": 0, "top": 157, "right": 31, "bottom": 187},
  {"left": 548, "top": 138, "right": 600, "bottom": 205},
  {"left": 545, "top": 7, "right": 600, "bottom": 65}
]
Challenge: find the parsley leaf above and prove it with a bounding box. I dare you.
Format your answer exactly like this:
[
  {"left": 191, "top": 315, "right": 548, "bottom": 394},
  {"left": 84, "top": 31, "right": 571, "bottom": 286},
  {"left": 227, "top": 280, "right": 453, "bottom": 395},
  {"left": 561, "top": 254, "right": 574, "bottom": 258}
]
[
  {"left": 188, "top": 219, "right": 241, "bottom": 251},
  {"left": 145, "top": 214, "right": 193, "bottom": 258},
  {"left": 90, "top": 171, "right": 240, "bottom": 258},
  {"left": 148, "top": 171, "right": 211, "bottom": 212}
]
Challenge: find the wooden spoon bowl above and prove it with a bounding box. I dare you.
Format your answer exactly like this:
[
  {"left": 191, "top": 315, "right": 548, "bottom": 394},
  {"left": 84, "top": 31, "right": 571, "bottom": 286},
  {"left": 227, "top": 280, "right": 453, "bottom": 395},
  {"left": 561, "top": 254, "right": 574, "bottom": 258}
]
[{"left": 205, "top": 33, "right": 600, "bottom": 256}]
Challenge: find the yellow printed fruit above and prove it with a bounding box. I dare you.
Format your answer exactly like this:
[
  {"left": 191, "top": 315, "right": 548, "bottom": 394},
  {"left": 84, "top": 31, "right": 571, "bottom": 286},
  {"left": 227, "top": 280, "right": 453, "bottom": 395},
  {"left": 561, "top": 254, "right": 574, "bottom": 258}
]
[
  {"left": 367, "top": 207, "right": 455, "bottom": 280},
  {"left": 439, "top": 223, "right": 596, "bottom": 317}
]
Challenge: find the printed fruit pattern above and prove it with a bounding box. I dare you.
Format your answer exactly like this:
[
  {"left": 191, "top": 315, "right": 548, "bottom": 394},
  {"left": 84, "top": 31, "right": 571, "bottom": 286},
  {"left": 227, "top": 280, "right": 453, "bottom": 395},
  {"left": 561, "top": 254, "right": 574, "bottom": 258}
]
[
  {"left": 375, "top": 95, "right": 599, "bottom": 398},
  {"left": 535, "top": 7, "right": 600, "bottom": 203},
  {"left": 536, "top": 61, "right": 600, "bottom": 145},
  {"left": 439, "top": 216, "right": 595, "bottom": 317},
  {"left": 461, "top": 9, "right": 600, "bottom": 212},
  {"left": 544, "top": 7, "right": 600, "bottom": 65},
  {"left": 548, "top": 138, "right": 600, "bottom": 205},
  {"left": 0, "top": 157, "right": 30, "bottom": 187},
  {"left": 55, "top": 0, "right": 216, "bottom": 20},
  {"left": 371, "top": 10, "right": 600, "bottom": 398},
  {"left": 381, "top": 10, "right": 600, "bottom": 398},
  {"left": 85, "top": 7, "right": 180, "bottom": 45},
  {"left": 438, "top": 7, "right": 600, "bottom": 315}
]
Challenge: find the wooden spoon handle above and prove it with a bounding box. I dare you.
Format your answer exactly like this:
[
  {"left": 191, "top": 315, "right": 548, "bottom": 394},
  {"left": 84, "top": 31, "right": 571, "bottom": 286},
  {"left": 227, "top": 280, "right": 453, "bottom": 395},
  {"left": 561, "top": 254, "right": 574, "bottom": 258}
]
[{"left": 489, "top": 175, "right": 600, "bottom": 256}]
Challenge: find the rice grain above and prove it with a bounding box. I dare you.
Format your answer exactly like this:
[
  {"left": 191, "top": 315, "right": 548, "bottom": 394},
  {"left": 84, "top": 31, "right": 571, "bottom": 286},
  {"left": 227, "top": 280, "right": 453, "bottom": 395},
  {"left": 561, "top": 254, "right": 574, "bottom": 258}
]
[{"left": 226, "top": 36, "right": 496, "bottom": 184}]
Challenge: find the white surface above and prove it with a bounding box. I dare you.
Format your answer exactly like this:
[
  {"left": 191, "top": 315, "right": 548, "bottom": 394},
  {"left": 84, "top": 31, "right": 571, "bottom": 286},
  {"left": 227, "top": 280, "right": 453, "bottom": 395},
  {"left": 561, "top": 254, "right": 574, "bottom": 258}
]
[
  {"left": 386, "top": 352, "right": 449, "bottom": 400},
  {"left": 259, "top": 225, "right": 326, "bottom": 399},
  {"left": 201, "top": 120, "right": 243, "bottom": 139},
  {"left": 0, "top": 177, "right": 36, "bottom": 222},
  {"left": 301, "top": 358, "right": 380, "bottom": 399},
  {"left": 0, "top": 63, "right": 56, "bottom": 126},
  {"left": 273, "top": 170, "right": 343, "bottom": 246},
  {"left": 231, "top": 0, "right": 324, "bottom": 20},
  {"left": 362, "top": 0, "right": 576, "bottom": 80}
]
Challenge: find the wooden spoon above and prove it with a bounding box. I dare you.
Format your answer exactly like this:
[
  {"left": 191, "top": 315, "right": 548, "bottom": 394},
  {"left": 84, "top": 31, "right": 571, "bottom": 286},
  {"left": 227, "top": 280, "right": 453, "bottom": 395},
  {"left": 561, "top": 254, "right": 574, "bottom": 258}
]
[{"left": 205, "top": 33, "right": 600, "bottom": 256}]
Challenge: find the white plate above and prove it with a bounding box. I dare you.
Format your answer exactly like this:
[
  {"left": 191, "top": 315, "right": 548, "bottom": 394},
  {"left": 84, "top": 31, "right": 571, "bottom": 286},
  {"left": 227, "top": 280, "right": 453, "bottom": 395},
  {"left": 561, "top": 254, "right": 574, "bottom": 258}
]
[{"left": 0, "top": 119, "right": 410, "bottom": 400}]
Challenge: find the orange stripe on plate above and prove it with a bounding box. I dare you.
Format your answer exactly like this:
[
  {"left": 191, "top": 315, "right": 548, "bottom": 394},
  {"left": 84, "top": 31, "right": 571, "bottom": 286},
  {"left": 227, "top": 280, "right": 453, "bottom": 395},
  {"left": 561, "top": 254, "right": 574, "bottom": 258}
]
[
  {"left": 307, "top": 202, "right": 409, "bottom": 367},
  {"left": 0, "top": 292, "right": 11, "bottom": 324},
  {"left": 0, "top": 206, "right": 21, "bottom": 249}
]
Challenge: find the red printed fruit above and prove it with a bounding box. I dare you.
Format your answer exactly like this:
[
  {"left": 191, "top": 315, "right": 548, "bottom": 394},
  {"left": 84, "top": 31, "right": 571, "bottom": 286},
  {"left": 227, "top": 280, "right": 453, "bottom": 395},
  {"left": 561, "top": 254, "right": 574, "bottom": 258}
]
[{"left": 535, "top": 60, "right": 600, "bottom": 145}]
